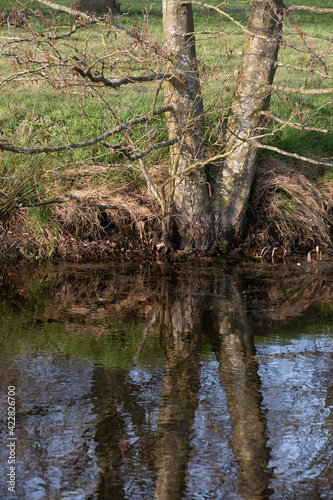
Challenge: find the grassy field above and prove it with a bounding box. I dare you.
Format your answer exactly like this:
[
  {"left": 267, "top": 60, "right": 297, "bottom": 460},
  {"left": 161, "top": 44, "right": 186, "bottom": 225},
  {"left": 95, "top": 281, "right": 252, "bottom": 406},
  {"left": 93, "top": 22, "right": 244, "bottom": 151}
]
[{"left": 0, "top": 0, "right": 333, "bottom": 254}]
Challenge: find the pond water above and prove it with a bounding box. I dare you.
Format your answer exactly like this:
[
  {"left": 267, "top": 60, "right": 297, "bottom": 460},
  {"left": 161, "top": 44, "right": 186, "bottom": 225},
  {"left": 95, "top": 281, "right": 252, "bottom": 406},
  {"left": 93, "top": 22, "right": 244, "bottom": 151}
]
[{"left": 0, "top": 260, "right": 332, "bottom": 499}]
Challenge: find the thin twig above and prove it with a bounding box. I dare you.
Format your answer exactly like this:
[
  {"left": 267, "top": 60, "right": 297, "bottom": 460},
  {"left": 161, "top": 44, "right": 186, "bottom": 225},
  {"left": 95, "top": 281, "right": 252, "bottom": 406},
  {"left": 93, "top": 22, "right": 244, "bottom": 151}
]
[
  {"left": 128, "top": 138, "right": 178, "bottom": 161},
  {"left": 271, "top": 84, "right": 333, "bottom": 95},
  {"left": 288, "top": 5, "right": 333, "bottom": 14},
  {"left": 0, "top": 189, "right": 129, "bottom": 210},
  {"left": 275, "top": 62, "right": 333, "bottom": 80},
  {"left": 258, "top": 144, "right": 333, "bottom": 167},
  {"left": 260, "top": 111, "right": 328, "bottom": 133}
]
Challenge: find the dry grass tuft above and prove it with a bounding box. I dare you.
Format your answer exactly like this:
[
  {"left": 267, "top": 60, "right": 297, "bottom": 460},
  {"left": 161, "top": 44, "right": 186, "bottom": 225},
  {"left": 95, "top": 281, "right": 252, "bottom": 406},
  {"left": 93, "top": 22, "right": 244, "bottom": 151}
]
[
  {"left": 249, "top": 158, "right": 333, "bottom": 249},
  {"left": 51, "top": 184, "right": 160, "bottom": 243}
]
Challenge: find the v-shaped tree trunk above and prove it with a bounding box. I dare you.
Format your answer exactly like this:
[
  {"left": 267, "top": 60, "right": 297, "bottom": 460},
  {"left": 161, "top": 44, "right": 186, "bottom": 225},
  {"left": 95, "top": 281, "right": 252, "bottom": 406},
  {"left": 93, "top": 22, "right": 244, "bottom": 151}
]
[{"left": 162, "top": 0, "right": 284, "bottom": 250}]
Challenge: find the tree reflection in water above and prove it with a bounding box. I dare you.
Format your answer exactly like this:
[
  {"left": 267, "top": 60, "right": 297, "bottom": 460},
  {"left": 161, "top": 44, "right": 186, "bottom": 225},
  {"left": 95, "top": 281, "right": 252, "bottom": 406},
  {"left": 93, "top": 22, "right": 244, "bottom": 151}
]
[
  {"left": 0, "top": 262, "right": 332, "bottom": 499},
  {"left": 155, "top": 286, "right": 202, "bottom": 500},
  {"left": 211, "top": 282, "right": 272, "bottom": 499},
  {"left": 154, "top": 273, "right": 272, "bottom": 500}
]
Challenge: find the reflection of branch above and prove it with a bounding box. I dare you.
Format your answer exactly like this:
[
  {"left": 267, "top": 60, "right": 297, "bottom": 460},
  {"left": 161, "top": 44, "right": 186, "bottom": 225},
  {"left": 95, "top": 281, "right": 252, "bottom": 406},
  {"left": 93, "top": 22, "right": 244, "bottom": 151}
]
[
  {"left": 73, "top": 67, "right": 173, "bottom": 88},
  {"left": 256, "top": 275, "right": 333, "bottom": 332},
  {"left": 258, "top": 144, "right": 333, "bottom": 167},
  {"left": 0, "top": 105, "right": 173, "bottom": 154},
  {"left": 132, "top": 308, "right": 160, "bottom": 364}
]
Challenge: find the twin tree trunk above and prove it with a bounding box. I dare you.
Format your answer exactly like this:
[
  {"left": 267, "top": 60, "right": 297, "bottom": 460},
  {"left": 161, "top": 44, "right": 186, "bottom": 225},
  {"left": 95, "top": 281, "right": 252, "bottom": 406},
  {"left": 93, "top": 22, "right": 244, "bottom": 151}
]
[{"left": 162, "top": 0, "right": 284, "bottom": 250}]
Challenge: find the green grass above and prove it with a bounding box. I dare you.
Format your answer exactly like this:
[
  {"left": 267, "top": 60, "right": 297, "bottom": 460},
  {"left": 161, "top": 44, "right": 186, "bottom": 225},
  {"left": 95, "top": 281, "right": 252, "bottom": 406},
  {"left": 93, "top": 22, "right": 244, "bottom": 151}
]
[{"left": 0, "top": 0, "right": 332, "bottom": 227}]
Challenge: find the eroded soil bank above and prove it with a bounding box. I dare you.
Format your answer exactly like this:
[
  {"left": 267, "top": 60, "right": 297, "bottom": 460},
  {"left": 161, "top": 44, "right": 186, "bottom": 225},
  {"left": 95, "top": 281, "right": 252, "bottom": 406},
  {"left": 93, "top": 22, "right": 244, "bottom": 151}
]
[
  {"left": 1, "top": 214, "right": 332, "bottom": 263},
  {"left": 1, "top": 159, "right": 333, "bottom": 261}
]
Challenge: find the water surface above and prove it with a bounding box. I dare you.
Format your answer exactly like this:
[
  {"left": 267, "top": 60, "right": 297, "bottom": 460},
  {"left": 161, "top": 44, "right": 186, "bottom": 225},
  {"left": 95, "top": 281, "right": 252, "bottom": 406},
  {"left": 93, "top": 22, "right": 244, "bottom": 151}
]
[{"left": 0, "top": 261, "right": 332, "bottom": 499}]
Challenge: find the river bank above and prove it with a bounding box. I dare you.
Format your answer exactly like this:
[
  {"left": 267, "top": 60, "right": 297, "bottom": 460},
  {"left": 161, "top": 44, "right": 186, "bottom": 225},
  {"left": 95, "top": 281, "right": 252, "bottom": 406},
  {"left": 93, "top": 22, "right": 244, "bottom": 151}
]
[{"left": 1, "top": 158, "right": 333, "bottom": 262}]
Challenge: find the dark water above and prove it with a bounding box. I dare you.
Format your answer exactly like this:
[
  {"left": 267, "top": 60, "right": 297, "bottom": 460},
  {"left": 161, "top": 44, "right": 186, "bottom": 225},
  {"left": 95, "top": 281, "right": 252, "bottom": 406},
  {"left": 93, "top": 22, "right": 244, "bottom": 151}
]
[{"left": 0, "top": 260, "right": 332, "bottom": 499}]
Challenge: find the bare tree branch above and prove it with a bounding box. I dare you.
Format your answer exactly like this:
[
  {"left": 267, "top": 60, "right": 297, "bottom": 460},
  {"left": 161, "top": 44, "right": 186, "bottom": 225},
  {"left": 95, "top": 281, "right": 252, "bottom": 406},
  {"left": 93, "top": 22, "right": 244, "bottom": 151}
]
[
  {"left": 73, "top": 67, "right": 173, "bottom": 88},
  {"left": 68, "top": 194, "right": 126, "bottom": 210},
  {"left": 0, "top": 189, "right": 129, "bottom": 210},
  {"left": 127, "top": 139, "right": 178, "bottom": 161},
  {"left": 258, "top": 144, "right": 333, "bottom": 167},
  {"left": 103, "top": 138, "right": 176, "bottom": 203},
  {"left": 35, "top": 0, "right": 152, "bottom": 42},
  {"left": 271, "top": 85, "right": 333, "bottom": 94},
  {"left": 275, "top": 62, "right": 333, "bottom": 80},
  {"left": 283, "top": 30, "right": 333, "bottom": 42},
  {"left": 191, "top": 1, "right": 282, "bottom": 41},
  {"left": 159, "top": 139, "right": 252, "bottom": 212},
  {"left": 138, "top": 158, "right": 161, "bottom": 202},
  {"left": 0, "top": 66, "right": 47, "bottom": 88},
  {"left": 35, "top": 0, "right": 95, "bottom": 21},
  {"left": 288, "top": 5, "right": 333, "bottom": 14},
  {"left": 260, "top": 111, "right": 328, "bottom": 133},
  {"left": 0, "top": 105, "right": 174, "bottom": 154}
]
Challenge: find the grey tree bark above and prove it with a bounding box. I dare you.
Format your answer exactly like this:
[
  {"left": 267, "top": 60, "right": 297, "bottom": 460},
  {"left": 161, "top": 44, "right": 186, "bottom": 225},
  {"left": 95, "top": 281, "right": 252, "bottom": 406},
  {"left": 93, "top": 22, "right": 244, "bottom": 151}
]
[
  {"left": 162, "top": 0, "right": 284, "bottom": 250},
  {"left": 162, "top": 0, "right": 213, "bottom": 250},
  {"left": 209, "top": 0, "right": 285, "bottom": 242}
]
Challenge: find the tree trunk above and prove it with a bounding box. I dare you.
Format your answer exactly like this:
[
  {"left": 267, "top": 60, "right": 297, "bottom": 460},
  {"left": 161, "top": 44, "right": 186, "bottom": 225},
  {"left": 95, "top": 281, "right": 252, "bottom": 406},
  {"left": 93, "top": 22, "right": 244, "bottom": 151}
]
[
  {"left": 72, "top": 0, "right": 119, "bottom": 15},
  {"left": 162, "top": 0, "right": 213, "bottom": 251},
  {"left": 210, "top": 0, "right": 285, "bottom": 242}
]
